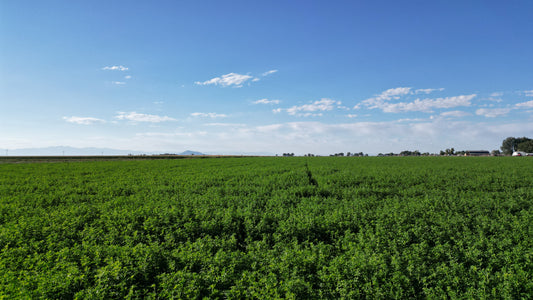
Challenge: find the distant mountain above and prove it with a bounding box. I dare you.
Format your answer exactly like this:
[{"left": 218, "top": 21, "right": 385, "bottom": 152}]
[
  {"left": 179, "top": 150, "right": 205, "bottom": 156},
  {"left": 3, "top": 146, "right": 269, "bottom": 157},
  {"left": 5, "top": 146, "right": 147, "bottom": 156}
]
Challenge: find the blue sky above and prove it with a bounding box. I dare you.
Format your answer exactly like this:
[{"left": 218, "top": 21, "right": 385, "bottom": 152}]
[{"left": 1, "top": 0, "right": 532, "bottom": 155}]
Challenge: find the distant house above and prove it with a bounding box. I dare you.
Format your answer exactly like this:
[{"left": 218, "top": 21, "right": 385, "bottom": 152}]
[
  {"left": 512, "top": 151, "right": 533, "bottom": 156},
  {"left": 465, "top": 150, "right": 490, "bottom": 156}
]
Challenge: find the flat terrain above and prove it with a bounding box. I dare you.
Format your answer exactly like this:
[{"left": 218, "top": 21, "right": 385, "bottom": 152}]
[{"left": 1, "top": 157, "right": 531, "bottom": 298}]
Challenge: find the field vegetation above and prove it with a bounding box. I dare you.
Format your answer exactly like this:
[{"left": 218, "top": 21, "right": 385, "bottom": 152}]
[{"left": 1, "top": 157, "right": 532, "bottom": 298}]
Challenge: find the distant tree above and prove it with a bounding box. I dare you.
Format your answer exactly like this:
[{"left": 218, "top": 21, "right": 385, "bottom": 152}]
[
  {"left": 501, "top": 137, "right": 512, "bottom": 155},
  {"left": 491, "top": 150, "right": 501, "bottom": 156},
  {"left": 400, "top": 150, "right": 411, "bottom": 156},
  {"left": 517, "top": 139, "right": 533, "bottom": 153},
  {"left": 440, "top": 150, "right": 445, "bottom": 156},
  {"left": 501, "top": 136, "right": 532, "bottom": 155},
  {"left": 399, "top": 150, "right": 421, "bottom": 156},
  {"left": 444, "top": 148, "right": 455, "bottom": 156},
  {"left": 501, "top": 137, "right": 516, "bottom": 155}
]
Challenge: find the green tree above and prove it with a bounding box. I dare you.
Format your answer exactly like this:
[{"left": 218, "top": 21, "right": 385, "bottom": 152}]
[
  {"left": 501, "top": 137, "right": 532, "bottom": 155},
  {"left": 501, "top": 137, "right": 515, "bottom": 155},
  {"left": 444, "top": 148, "right": 455, "bottom": 156},
  {"left": 517, "top": 139, "right": 533, "bottom": 153}
]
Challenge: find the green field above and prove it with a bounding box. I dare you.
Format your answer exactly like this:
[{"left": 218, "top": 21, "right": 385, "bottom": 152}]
[{"left": 1, "top": 157, "right": 532, "bottom": 298}]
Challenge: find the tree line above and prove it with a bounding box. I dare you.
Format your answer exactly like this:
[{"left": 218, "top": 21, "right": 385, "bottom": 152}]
[{"left": 278, "top": 136, "right": 532, "bottom": 157}]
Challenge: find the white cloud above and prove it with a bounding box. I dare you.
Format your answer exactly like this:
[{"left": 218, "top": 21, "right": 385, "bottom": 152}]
[
  {"left": 204, "top": 123, "right": 247, "bottom": 127},
  {"left": 115, "top": 112, "right": 176, "bottom": 123},
  {"left": 524, "top": 90, "right": 533, "bottom": 97},
  {"left": 346, "top": 114, "right": 358, "bottom": 118},
  {"left": 440, "top": 110, "right": 471, "bottom": 118},
  {"left": 190, "top": 112, "right": 227, "bottom": 118},
  {"left": 357, "top": 87, "right": 412, "bottom": 109},
  {"left": 379, "top": 87, "right": 411, "bottom": 99},
  {"left": 382, "top": 95, "right": 476, "bottom": 113},
  {"left": 262, "top": 69, "right": 278, "bottom": 76},
  {"left": 63, "top": 116, "right": 106, "bottom": 125},
  {"left": 475, "top": 108, "right": 511, "bottom": 118},
  {"left": 253, "top": 98, "right": 281, "bottom": 105},
  {"left": 482, "top": 92, "right": 503, "bottom": 103},
  {"left": 356, "top": 87, "right": 454, "bottom": 111},
  {"left": 414, "top": 88, "right": 444, "bottom": 94},
  {"left": 295, "top": 113, "right": 323, "bottom": 117},
  {"left": 136, "top": 131, "right": 208, "bottom": 138},
  {"left": 195, "top": 73, "right": 254, "bottom": 87},
  {"left": 285, "top": 98, "right": 340, "bottom": 116},
  {"left": 125, "top": 75, "right": 132, "bottom": 79},
  {"left": 112, "top": 81, "right": 126, "bottom": 85},
  {"left": 515, "top": 100, "right": 533, "bottom": 108},
  {"left": 397, "top": 118, "right": 427, "bottom": 122},
  {"left": 102, "top": 65, "right": 128, "bottom": 71},
  {"left": 378, "top": 87, "right": 412, "bottom": 100},
  {"left": 359, "top": 90, "right": 476, "bottom": 113}
]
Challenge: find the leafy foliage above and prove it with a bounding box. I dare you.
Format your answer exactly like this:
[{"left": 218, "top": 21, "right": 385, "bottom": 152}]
[
  {"left": 518, "top": 140, "right": 533, "bottom": 153},
  {"left": 1, "top": 157, "right": 532, "bottom": 298},
  {"left": 501, "top": 136, "right": 532, "bottom": 155}
]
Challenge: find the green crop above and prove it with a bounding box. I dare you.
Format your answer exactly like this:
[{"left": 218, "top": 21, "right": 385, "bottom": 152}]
[{"left": 0, "top": 157, "right": 531, "bottom": 298}]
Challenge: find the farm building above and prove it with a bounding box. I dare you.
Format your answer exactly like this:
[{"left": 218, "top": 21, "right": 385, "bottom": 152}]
[{"left": 465, "top": 150, "right": 490, "bottom": 156}]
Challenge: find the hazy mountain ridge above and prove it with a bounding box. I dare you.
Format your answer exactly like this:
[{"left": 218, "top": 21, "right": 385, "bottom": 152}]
[
  {"left": 178, "top": 150, "right": 205, "bottom": 155},
  {"left": 4, "top": 146, "right": 204, "bottom": 156},
  {"left": 2, "top": 146, "right": 278, "bottom": 156}
]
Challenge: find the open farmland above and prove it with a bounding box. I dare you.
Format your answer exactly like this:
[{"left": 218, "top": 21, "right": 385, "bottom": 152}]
[{"left": 0, "top": 157, "right": 532, "bottom": 298}]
